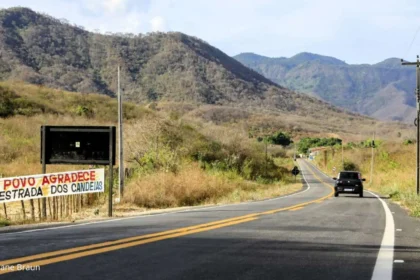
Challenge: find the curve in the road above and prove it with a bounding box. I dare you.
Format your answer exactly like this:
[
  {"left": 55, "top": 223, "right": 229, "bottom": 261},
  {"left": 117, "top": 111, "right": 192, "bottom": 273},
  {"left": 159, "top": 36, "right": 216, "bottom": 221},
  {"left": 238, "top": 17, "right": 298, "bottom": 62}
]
[
  {"left": 304, "top": 160, "right": 395, "bottom": 280},
  {"left": 0, "top": 160, "right": 333, "bottom": 275},
  {"left": 0, "top": 160, "right": 397, "bottom": 280}
]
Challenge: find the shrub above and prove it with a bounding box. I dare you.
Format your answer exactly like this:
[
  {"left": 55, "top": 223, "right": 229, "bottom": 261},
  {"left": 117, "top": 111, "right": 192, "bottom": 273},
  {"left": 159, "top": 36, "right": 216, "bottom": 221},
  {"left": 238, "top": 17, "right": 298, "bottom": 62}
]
[
  {"left": 75, "top": 105, "right": 94, "bottom": 118},
  {"left": 241, "top": 156, "right": 284, "bottom": 181},
  {"left": 269, "top": 146, "right": 286, "bottom": 158},
  {"left": 343, "top": 160, "right": 358, "bottom": 171},
  {"left": 298, "top": 137, "right": 342, "bottom": 153},
  {"left": 0, "top": 87, "right": 16, "bottom": 117},
  {"left": 403, "top": 139, "right": 414, "bottom": 145},
  {"left": 0, "top": 219, "right": 11, "bottom": 227},
  {"left": 346, "top": 142, "right": 356, "bottom": 148},
  {"left": 0, "top": 99, "right": 14, "bottom": 117},
  {"left": 266, "top": 131, "right": 293, "bottom": 146}
]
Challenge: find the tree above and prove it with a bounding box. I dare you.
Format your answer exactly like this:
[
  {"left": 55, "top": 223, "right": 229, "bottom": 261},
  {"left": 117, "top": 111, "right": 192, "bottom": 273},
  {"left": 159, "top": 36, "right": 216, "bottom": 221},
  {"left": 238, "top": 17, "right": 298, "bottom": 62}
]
[
  {"left": 147, "top": 88, "right": 158, "bottom": 101},
  {"left": 0, "top": 88, "right": 16, "bottom": 117},
  {"left": 297, "top": 137, "right": 342, "bottom": 154},
  {"left": 267, "top": 131, "right": 293, "bottom": 146}
]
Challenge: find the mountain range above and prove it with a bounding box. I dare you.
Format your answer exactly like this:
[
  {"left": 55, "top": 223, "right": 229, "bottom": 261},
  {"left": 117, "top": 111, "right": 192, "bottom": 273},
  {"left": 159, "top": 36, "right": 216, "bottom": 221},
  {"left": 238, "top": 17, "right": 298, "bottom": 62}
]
[
  {"left": 234, "top": 52, "right": 416, "bottom": 122},
  {"left": 0, "top": 7, "right": 365, "bottom": 122}
]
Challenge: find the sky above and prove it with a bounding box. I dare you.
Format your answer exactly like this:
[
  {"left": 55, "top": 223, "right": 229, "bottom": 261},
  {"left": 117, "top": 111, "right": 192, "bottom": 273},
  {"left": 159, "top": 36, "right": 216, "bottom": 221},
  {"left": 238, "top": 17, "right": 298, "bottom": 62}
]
[{"left": 1, "top": 0, "right": 420, "bottom": 64}]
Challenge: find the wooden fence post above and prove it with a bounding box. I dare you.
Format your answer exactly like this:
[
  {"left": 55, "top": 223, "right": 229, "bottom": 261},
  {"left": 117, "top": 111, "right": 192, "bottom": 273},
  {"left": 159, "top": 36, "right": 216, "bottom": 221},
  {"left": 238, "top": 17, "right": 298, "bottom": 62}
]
[
  {"left": 48, "top": 198, "right": 52, "bottom": 219},
  {"left": 20, "top": 201, "right": 26, "bottom": 220},
  {"left": 60, "top": 197, "right": 63, "bottom": 219},
  {"left": 3, "top": 204, "right": 7, "bottom": 220},
  {"left": 37, "top": 199, "right": 41, "bottom": 221},
  {"left": 30, "top": 199, "right": 35, "bottom": 221}
]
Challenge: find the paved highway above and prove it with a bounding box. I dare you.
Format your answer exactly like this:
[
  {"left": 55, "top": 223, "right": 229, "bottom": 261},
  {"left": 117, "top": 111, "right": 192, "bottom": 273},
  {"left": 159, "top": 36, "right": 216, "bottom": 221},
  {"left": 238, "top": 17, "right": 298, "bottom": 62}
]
[{"left": 0, "top": 160, "right": 419, "bottom": 280}]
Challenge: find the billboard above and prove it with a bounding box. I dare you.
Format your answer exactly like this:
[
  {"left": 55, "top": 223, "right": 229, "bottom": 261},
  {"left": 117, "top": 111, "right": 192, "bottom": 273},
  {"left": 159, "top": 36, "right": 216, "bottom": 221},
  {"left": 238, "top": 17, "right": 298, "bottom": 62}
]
[
  {"left": 41, "top": 126, "right": 116, "bottom": 165},
  {"left": 0, "top": 169, "right": 105, "bottom": 203}
]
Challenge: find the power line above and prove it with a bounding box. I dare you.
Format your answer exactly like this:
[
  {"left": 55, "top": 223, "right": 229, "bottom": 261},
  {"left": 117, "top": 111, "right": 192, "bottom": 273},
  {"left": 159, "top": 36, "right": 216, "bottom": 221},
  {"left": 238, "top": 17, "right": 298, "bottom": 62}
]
[
  {"left": 378, "top": 24, "right": 420, "bottom": 79},
  {"left": 403, "top": 24, "right": 420, "bottom": 61}
]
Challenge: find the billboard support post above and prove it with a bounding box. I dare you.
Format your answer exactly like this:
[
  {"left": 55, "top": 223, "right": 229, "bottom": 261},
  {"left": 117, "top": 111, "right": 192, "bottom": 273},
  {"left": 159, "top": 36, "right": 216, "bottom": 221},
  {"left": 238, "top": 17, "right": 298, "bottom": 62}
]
[
  {"left": 118, "top": 65, "right": 124, "bottom": 200},
  {"left": 41, "top": 126, "right": 47, "bottom": 219},
  {"left": 109, "top": 126, "right": 113, "bottom": 217}
]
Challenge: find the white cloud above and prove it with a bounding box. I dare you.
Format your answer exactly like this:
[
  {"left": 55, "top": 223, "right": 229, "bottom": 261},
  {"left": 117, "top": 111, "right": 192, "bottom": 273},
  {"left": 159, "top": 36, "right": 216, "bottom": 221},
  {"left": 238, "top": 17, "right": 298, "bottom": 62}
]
[
  {"left": 82, "top": 0, "right": 126, "bottom": 14},
  {"left": 150, "top": 16, "right": 166, "bottom": 32},
  {"left": 122, "top": 11, "right": 144, "bottom": 33},
  {"left": 103, "top": 0, "right": 126, "bottom": 13}
]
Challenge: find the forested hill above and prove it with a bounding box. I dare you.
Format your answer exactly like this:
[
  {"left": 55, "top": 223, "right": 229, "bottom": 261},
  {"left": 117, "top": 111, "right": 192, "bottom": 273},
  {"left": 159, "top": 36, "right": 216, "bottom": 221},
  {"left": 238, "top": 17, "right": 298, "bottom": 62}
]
[
  {"left": 0, "top": 7, "right": 371, "bottom": 119},
  {"left": 234, "top": 52, "right": 416, "bottom": 122}
]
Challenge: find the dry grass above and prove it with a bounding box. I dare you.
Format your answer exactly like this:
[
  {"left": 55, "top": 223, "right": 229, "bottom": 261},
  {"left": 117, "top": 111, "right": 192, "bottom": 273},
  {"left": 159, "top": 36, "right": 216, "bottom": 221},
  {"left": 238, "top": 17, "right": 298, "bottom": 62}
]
[
  {"left": 1, "top": 82, "right": 303, "bottom": 225},
  {"left": 124, "top": 164, "right": 234, "bottom": 208},
  {"left": 3, "top": 81, "right": 413, "bottom": 224},
  {"left": 123, "top": 163, "right": 301, "bottom": 208},
  {"left": 0, "top": 82, "right": 154, "bottom": 224},
  {"left": 174, "top": 102, "right": 414, "bottom": 145}
]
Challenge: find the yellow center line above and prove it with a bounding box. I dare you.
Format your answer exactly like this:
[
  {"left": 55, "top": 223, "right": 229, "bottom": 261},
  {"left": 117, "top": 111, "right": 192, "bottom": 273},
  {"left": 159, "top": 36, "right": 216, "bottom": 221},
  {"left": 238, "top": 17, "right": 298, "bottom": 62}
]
[
  {"left": 289, "top": 206, "right": 304, "bottom": 211},
  {"left": 303, "top": 161, "right": 335, "bottom": 189},
  {"left": 260, "top": 161, "right": 334, "bottom": 215},
  {"left": 0, "top": 213, "right": 259, "bottom": 267},
  {"left": 0, "top": 217, "right": 258, "bottom": 275},
  {"left": 0, "top": 160, "right": 333, "bottom": 274}
]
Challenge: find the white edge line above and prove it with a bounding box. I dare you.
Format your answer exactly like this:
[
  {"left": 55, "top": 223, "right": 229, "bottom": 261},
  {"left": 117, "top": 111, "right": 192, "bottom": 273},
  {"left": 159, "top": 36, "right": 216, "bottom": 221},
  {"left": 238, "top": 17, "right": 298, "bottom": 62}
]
[
  {"left": 305, "top": 160, "right": 395, "bottom": 280},
  {"left": 368, "top": 190, "right": 395, "bottom": 280},
  {"left": 298, "top": 160, "right": 312, "bottom": 193},
  {"left": 2, "top": 161, "right": 312, "bottom": 236}
]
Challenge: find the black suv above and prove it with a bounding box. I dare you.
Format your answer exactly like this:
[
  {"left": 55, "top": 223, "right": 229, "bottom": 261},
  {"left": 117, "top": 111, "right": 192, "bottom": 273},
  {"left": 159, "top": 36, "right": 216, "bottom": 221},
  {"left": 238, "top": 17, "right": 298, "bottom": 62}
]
[{"left": 333, "top": 171, "right": 366, "bottom": 197}]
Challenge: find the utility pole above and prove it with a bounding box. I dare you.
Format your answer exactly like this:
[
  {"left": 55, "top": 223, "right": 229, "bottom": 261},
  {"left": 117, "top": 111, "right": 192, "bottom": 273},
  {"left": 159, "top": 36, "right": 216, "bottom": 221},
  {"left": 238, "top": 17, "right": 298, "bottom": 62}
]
[
  {"left": 402, "top": 56, "right": 420, "bottom": 195},
  {"left": 118, "top": 65, "right": 124, "bottom": 201},
  {"left": 108, "top": 127, "right": 114, "bottom": 217},
  {"left": 370, "top": 132, "right": 375, "bottom": 185},
  {"left": 265, "top": 139, "right": 268, "bottom": 177},
  {"left": 41, "top": 126, "right": 47, "bottom": 219},
  {"left": 324, "top": 150, "right": 327, "bottom": 168},
  {"left": 341, "top": 144, "right": 344, "bottom": 170}
]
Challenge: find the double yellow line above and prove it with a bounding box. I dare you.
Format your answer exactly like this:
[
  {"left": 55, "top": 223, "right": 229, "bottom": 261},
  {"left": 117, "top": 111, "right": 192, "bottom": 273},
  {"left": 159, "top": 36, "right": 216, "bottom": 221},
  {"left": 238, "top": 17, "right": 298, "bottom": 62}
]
[
  {"left": 0, "top": 160, "right": 333, "bottom": 274},
  {"left": 0, "top": 215, "right": 258, "bottom": 275},
  {"left": 302, "top": 161, "right": 335, "bottom": 189}
]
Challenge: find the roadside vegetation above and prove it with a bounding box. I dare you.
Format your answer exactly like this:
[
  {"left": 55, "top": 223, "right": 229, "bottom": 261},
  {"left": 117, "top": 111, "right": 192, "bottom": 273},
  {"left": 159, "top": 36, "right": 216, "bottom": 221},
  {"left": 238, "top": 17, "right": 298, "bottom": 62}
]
[
  {"left": 297, "top": 137, "right": 342, "bottom": 154},
  {"left": 2, "top": 80, "right": 416, "bottom": 224},
  {"left": 309, "top": 140, "right": 420, "bottom": 217},
  {"left": 0, "top": 81, "right": 301, "bottom": 225}
]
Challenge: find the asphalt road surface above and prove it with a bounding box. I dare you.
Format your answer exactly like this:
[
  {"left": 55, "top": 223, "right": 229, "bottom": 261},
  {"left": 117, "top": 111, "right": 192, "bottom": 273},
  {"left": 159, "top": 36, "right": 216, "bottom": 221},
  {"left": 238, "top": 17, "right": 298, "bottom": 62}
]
[{"left": 0, "top": 160, "right": 419, "bottom": 280}]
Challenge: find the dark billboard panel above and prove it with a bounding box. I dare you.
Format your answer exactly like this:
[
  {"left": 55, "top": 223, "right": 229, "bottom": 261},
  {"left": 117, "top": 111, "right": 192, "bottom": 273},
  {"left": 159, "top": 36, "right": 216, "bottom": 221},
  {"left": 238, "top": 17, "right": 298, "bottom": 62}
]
[{"left": 41, "top": 126, "right": 116, "bottom": 165}]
